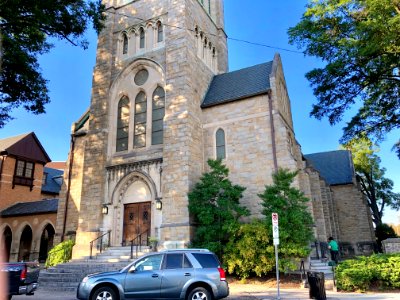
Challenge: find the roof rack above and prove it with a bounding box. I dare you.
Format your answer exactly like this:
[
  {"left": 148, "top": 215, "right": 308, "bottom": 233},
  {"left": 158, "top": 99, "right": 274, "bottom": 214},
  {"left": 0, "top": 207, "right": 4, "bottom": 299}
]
[{"left": 161, "top": 248, "right": 210, "bottom": 252}]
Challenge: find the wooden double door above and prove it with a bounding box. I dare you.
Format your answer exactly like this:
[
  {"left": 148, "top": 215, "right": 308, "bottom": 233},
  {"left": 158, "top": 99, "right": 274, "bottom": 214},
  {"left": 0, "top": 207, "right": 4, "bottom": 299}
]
[{"left": 123, "top": 202, "right": 151, "bottom": 245}]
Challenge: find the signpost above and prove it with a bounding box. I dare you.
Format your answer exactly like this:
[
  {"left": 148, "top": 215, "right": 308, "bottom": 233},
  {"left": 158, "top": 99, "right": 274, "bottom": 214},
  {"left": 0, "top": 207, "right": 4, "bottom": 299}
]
[{"left": 272, "top": 213, "right": 280, "bottom": 300}]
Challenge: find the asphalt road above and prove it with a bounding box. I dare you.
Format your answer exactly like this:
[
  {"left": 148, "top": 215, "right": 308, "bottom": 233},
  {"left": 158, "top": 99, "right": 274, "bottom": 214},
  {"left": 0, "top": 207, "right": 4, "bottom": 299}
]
[{"left": 10, "top": 285, "right": 400, "bottom": 300}]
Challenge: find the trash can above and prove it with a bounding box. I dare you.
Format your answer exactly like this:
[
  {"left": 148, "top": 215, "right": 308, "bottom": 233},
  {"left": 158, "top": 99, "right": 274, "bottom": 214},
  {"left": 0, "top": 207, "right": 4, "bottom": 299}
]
[{"left": 307, "top": 271, "right": 326, "bottom": 300}]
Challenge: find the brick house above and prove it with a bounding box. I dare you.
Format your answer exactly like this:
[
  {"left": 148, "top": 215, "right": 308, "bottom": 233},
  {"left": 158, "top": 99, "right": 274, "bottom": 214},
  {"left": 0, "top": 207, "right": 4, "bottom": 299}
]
[{"left": 0, "top": 132, "right": 63, "bottom": 262}]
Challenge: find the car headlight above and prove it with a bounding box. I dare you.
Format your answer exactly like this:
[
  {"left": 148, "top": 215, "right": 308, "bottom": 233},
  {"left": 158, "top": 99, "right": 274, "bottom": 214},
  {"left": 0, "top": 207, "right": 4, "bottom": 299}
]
[{"left": 82, "top": 276, "right": 89, "bottom": 283}]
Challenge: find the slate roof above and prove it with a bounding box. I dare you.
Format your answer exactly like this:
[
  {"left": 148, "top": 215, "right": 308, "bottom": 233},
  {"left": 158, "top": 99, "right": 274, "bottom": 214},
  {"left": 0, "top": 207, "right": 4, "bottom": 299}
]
[
  {"left": 304, "top": 150, "right": 354, "bottom": 185},
  {"left": 0, "top": 199, "right": 58, "bottom": 217},
  {"left": 41, "top": 167, "right": 63, "bottom": 194},
  {"left": 201, "top": 61, "right": 273, "bottom": 108}
]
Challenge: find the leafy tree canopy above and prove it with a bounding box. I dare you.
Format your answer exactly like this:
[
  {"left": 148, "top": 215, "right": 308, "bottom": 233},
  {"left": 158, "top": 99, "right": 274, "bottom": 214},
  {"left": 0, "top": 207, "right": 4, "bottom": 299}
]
[
  {"left": 225, "top": 169, "right": 314, "bottom": 279},
  {"left": 342, "top": 135, "right": 400, "bottom": 227},
  {"left": 0, "top": 0, "right": 105, "bottom": 127},
  {"left": 288, "top": 0, "right": 400, "bottom": 157},
  {"left": 188, "top": 159, "right": 249, "bottom": 258}
]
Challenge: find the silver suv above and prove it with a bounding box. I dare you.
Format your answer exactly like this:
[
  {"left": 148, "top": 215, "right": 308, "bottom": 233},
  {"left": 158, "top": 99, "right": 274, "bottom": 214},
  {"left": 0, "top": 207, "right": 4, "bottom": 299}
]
[{"left": 76, "top": 249, "right": 229, "bottom": 300}]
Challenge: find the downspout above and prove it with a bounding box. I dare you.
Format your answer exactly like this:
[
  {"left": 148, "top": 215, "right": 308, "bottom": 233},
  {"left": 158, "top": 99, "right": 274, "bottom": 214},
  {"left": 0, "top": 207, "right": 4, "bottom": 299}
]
[
  {"left": 0, "top": 154, "right": 5, "bottom": 187},
  {"left": 61, "top": 133, "right": 76, "bottom": 242},
  {"left": 268, "top": 90, "right": 278, "bottom": 172}
]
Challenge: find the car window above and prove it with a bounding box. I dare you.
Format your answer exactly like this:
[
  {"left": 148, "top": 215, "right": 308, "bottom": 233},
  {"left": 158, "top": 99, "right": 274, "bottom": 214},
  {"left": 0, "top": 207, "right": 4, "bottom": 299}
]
[
  {"left": 134, "top": 254, "right": 163, "bottom": 271},
  {"left": 165, "top": 253, "right": 183, "bottom": 269},
  {"left": 183, "top": 254, "right": 193, "bottom": 268},
  {"left": 192, "top": 253, "right": 220, "bottom": 268}
]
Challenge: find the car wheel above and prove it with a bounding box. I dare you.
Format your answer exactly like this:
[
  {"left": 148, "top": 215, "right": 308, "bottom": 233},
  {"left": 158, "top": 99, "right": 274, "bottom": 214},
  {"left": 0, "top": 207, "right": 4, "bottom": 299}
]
[
  {"left": 187, "top": 287, "right": 211, "bottom": 300},
  {"left": 91, "top": 286, "right": 117, "bottom": 300}
]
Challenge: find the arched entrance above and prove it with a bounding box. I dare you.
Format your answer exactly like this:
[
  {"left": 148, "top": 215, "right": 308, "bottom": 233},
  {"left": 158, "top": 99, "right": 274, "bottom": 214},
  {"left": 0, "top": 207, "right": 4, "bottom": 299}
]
[
  {"left": 18, "top": 226, "right": 32, "bottom": 262},
  {"left": 38, "top": 224, "right": 55, "bottom": 262},
  {"left": 1, "top": 226, "right": 12, "bottom": 262}
]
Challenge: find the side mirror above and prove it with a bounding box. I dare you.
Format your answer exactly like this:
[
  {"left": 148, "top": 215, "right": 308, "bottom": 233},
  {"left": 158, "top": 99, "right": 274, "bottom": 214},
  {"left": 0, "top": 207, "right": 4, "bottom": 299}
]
[{"left": 129, "top": 266, "right": 136, "bottom": 273}]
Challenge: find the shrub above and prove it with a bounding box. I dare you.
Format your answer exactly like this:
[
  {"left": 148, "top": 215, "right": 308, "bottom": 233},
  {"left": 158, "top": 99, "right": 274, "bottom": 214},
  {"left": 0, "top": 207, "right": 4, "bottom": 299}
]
[
  {"left": 336, "top": 253, "right": 400, "bottom": 291},
  {"left": 45, "top": 240, "right": 75, "bottom": 268}
]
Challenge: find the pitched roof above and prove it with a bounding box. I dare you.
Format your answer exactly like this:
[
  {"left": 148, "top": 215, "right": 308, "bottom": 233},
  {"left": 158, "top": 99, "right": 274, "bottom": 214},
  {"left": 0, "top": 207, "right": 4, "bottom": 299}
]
[
  {"left": 304, "top": 150, "right": 354, "bottom": 185},
  {"left": 0, "top": 132, "right": 51, "bottom": 163},
  {"left": 41, "top": 167, "right": 63, "bottom": 194},
  {"left": 201, "top": 61, "right": 273, "bottom": 108},
  {"left": 0, "top": 199, "right": 58, "bottom": 217}
]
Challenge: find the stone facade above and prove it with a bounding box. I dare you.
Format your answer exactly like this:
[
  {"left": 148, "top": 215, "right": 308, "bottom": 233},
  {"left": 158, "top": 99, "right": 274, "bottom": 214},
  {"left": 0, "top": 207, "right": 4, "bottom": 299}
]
[
  {"left": 382, "top": 238, "right": 400, "bottom": 254},
  {"left": 55, "top": 0, "right": 375, "bottom": 259}
]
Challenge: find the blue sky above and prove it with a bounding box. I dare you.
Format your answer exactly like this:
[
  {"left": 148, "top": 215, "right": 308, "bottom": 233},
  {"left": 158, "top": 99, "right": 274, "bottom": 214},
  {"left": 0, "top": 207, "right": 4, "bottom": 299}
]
[{"left": 1, "top": 0, "right": 399, "bottom": 223}]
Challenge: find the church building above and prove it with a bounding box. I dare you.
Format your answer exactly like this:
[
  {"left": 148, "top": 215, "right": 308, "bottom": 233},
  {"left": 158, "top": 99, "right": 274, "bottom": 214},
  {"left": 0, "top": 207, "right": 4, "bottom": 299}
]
[{"left": 55, "top": 0, "right": 375, "bottom": 259}]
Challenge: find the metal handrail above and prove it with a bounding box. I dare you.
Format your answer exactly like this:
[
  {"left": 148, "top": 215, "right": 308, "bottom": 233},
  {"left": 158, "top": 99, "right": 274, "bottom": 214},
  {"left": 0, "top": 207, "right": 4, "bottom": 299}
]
[
  {"left": 300, "top": 259, "right": 307, "bottom": 286},
  {"left": 130, "top": 229, "right": 150, "bottom": 259},
  {"left": 90, "top": 230, "right": 111, "bottom": 259}
]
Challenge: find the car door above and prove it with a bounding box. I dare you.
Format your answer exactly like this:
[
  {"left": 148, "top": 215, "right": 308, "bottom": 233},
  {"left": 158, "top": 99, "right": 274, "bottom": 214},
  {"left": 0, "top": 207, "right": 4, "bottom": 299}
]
[
  {"left": 160, "top": 253, "right": 194, "bottom": 299},
  {"left": 124, "top": 254, "right": 163, "bottom": 299}
]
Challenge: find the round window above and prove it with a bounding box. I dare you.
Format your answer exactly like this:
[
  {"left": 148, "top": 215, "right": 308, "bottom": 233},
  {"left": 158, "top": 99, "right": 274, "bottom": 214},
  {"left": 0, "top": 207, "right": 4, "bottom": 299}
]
[{"left": 134, "top": 69, "right": 149, "bottom": 86}]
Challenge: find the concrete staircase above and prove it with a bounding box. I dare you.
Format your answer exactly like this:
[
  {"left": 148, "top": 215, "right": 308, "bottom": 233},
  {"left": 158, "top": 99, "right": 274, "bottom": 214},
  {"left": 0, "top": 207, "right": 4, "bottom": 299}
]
[
  {"left": 39, "top": 246, "right": 151, "bottom": 292},
  {"left": 308, "top": 258, "right": 336, "bottom": 290}
]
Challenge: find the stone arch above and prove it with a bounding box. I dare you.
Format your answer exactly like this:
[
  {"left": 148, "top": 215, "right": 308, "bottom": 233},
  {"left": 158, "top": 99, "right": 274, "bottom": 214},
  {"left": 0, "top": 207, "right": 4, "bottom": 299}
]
[
  {"left": 1, "top": 225, "right": 12, "bottom": 262},
  {"left": 110, "top": 170, "right": 158, "bottom": 245},
  {"left": 107, "top": 58, "right": 165, "bottom": 156},
  {"left": 18, "top": 224, "right": 33, "bottom": 261},
  {"left": 35, "top": 221, "right": 55, "bottom": 262}
]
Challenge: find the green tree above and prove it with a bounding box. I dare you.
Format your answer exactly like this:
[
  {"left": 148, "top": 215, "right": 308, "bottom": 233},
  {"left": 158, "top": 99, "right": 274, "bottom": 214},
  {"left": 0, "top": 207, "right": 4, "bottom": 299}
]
[
  {"left": 188, "top": 159, "right": 249, "bottom": 258},
  {"left": 0, "top": 0, "right": 105, "bottom": 127},
  {"left": 288, "top": 0, "right": 400, "bottom": 157},
  {"left": 342, "top": 136, "right": 400, "bottom": 227},
  {"left": 224, "top": 169, "right": 314, "bottom": 279},
  {"left": 259, "top": 169, "right": 314, "bottom": 252}
]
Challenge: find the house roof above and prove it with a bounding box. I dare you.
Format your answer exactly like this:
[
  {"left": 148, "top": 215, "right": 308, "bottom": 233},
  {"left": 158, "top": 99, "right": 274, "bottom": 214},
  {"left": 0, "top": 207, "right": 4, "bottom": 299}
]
[
  {"left": 0, "top": 132, "right": 51, "bottom": 163},
  {"left": 41, "top": 167, "right": 63, "bottom": 194},
  {"left": 0, "top": 199, "right": 58, "bottom": 217},
  {"left": 304, "top": 150, "right": 354, "bottom": 185},
  {"left": 201, "top": 61, "right": 273, "bottom": 108},
  {"left": 45, "top": 162, "right": 65, "bottom": 170}
]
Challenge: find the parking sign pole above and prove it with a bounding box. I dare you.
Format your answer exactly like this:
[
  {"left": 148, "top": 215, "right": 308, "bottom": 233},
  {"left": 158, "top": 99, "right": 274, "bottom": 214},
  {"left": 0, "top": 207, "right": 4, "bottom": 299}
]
[{"left": 272, "top": 213, "right": 280, "bottom": 300}]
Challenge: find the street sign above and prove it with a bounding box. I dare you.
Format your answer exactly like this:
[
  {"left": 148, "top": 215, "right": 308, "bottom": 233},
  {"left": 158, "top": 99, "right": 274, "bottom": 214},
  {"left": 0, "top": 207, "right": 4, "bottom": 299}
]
[
  {"left": 272, "top": 213, "right": 279, "bottom": 242},
  {"left": 272, "top": 213, "right": 281, "bottom": 300},
  {"left": 272, "top": 213, "right": 278, "bottom": 225}
]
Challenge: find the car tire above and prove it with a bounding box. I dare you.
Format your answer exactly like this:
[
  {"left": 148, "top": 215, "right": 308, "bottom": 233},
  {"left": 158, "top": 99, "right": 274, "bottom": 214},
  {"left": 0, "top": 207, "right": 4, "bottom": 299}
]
[
  {"left": 187, "top": 287, "right": 211, "bottom": 300},
  {"left": 91, "top": 286, "right": 117, "bottom": 300}
]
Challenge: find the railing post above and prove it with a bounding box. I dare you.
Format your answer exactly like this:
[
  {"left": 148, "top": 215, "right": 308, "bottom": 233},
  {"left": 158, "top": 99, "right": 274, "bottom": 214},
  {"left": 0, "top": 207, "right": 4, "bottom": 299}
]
[
  {"left": 108, "top": 230, "right": 111, "bottom": 248},
  {"left": 130, "top": 240, "right": 134, "bottom": 259},
  {"left": 90, "top": 241, "right": 93, "bottom": 259}
]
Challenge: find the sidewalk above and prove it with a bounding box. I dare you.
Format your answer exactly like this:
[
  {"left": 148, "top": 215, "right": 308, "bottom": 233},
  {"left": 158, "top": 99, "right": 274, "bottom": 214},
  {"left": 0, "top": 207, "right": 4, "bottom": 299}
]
[{"left": 229, "top": 283, "right": 400, "bottom": 299}]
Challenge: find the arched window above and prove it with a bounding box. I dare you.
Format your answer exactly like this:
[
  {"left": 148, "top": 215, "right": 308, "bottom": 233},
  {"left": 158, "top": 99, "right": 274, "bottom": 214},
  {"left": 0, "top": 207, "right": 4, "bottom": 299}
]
[
  {"left": 122, "top": 33, "right": 128, "bottom": 54},
  {"left": 157, "top": 21, "right": 163, "bottom": 43},
  {"left": 139, "top": 28, "right": 145, "bottom": 49},
  {"left": 134, "top": 92, "right": 147, "bottom": 148},
  {"left": 116, "top": 96, "right": 130, "bottom": 152},
  {"left": 152, "top": 86, "right": 165, "bottom": 145},
  {"left": 216, "top": 128, "right": 226, "bottom": 159}
]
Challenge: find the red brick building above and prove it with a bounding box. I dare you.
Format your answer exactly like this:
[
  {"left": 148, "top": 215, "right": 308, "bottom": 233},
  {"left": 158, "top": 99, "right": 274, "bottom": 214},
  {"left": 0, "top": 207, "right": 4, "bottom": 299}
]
[{"left": 0, "top": 133, "right": 63, "bottom": 262}]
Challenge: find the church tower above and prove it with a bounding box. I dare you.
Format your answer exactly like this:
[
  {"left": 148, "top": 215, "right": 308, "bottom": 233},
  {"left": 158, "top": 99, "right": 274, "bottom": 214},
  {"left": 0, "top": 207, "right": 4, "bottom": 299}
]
[{"left": 56, "top": 0, "right": 228, "bottom": 257}]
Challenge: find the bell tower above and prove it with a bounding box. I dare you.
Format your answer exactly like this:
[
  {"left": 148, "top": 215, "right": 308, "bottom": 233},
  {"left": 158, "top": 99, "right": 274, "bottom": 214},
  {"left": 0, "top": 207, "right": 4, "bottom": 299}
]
[{"left": 60, "top": 0, "right": 228, "bottom": 257}]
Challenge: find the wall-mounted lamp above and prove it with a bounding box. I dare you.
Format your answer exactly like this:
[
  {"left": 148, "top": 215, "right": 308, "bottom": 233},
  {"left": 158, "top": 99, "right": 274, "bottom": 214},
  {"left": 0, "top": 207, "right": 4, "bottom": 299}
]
[
  {"left": 102, "top": 204, "right": 108, "bottom": 215},
  {"left": 155, "top": 198, "right": 162, "bottom": 210}
]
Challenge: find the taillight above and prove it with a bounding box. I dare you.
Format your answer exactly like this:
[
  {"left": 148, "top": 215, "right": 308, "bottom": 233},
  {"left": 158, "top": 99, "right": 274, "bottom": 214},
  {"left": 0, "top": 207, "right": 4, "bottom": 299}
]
[
  {"left": 20, "top": 265, "right": 27, "bottom": 281},
  {"left": 218, "top": 267, "right": 226, "bottom": 281}
]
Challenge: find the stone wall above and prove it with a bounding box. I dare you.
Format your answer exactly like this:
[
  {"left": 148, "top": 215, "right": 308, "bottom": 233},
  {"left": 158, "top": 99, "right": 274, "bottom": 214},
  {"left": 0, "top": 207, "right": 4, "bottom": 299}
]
[
  {"left": 382, "top": 238, "right": 400, "bottom": 254},
  {"left": 332, "top": 184, "right": 375, "bottom": 246}
]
